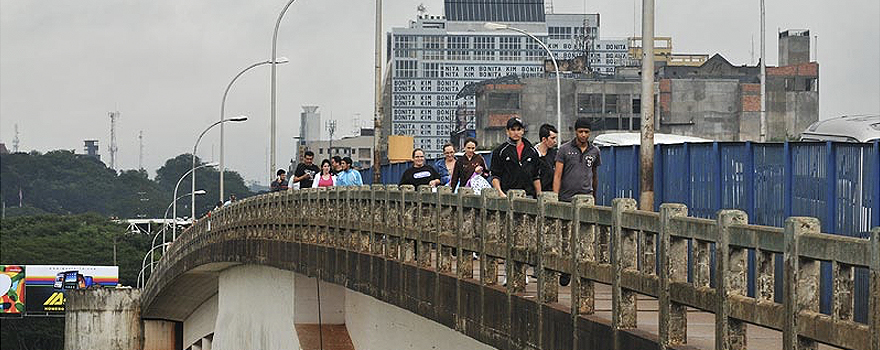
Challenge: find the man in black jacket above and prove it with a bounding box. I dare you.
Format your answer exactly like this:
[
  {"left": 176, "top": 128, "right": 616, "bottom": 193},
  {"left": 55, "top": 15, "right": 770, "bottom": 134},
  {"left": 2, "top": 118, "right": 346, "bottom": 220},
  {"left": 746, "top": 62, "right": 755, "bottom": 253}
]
[
  {"left": 489, "top": 117, "right": 542, "bottom": 198},
  {"left": 535, "top": 124, "right": 558, "bottom": 193}
]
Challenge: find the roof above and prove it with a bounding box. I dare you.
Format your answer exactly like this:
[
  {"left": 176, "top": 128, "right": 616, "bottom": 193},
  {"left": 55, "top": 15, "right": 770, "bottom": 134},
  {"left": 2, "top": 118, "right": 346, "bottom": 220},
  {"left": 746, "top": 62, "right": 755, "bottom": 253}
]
[
  {"left": 800, "top": 114, "right": 880, "bottom": 143},
  {"left": 592, "top": 132, "right": 713, "bottom": 147}
]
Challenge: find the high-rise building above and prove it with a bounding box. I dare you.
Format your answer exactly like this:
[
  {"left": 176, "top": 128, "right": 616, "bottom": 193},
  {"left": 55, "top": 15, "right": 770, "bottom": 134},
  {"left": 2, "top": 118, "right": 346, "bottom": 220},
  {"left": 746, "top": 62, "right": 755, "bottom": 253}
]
[
  {"left": 389, "top": 0, "right": 632, "bottom": 156},
  {"left": 300, "top": 106, "right": 322, "bottom": 142}
]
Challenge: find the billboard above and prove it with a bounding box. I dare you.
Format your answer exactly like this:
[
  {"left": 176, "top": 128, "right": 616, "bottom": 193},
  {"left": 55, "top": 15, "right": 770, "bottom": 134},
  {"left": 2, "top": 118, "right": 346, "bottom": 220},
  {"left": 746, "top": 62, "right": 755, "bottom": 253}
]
[
  {"left": 24, "top": 265, "right": 118, "bottom": 314},
  {"left": 0, "top": 265, "right": 25, "bottom": 314}
]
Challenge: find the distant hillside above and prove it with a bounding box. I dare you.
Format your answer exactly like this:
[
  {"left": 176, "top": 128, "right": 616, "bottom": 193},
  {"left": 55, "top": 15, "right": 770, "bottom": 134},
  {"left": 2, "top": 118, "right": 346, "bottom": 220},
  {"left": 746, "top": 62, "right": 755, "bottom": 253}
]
[{"left": 0, "top": 151, "right": 253, "bottom": 219}]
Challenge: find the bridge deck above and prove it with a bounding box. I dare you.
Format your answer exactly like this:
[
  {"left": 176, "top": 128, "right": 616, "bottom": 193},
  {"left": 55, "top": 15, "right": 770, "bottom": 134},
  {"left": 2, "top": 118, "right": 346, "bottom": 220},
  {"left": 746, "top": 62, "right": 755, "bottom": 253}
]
[{"left": 467, "top": 261, "right": 837, "bottom": 350}]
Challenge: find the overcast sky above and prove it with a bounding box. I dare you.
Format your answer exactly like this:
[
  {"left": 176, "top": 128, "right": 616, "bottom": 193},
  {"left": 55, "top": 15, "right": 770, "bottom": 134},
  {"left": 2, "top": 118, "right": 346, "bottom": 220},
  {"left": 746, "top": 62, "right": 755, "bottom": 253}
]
[{"left": 1, "top": 0, "right": 878, "bottom": 184}]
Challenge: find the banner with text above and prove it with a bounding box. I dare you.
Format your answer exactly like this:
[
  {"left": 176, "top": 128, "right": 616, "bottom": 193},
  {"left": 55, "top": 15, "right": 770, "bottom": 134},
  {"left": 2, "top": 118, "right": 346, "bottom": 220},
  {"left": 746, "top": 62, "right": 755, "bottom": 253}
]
[{"left": 24, "top": 265, "right": 118, "bottom": 314}]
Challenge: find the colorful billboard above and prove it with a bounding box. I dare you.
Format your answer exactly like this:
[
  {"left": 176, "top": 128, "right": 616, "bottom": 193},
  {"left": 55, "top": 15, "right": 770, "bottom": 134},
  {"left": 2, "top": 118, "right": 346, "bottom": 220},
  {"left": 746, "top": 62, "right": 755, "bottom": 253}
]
[
  {"left": 24, "top": 265, "right": 118, "bottom": 314},
  {"left": 0, "top": 265, "right": 25, "bottom": 314}
]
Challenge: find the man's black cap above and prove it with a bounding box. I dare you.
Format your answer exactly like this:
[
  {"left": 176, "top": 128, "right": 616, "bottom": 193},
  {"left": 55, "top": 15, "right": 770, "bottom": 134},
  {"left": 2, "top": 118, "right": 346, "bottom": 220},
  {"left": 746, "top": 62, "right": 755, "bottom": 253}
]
[
  {"left": 277, "top": 169, "right": 286, "bottom": 176},
  {"left": 506, "top": 117, "right": 524, "bottom": 129},
  {"left": 575, "top": 117, "right": 592, "bottom": 130}
]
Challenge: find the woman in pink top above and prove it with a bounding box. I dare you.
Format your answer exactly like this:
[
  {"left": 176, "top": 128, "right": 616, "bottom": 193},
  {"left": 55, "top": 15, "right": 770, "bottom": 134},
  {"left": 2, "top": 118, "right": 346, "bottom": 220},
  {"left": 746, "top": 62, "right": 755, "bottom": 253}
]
[{"left": 312, "top": 159, "right": 337, "bottom": 188}]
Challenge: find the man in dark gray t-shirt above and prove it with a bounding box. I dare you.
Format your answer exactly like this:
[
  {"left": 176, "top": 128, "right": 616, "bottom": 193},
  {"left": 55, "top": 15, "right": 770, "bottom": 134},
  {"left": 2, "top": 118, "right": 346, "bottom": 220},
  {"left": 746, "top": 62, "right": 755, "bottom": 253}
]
[{"left": 553, "top": 117, "right": 601, "bottom": 202}]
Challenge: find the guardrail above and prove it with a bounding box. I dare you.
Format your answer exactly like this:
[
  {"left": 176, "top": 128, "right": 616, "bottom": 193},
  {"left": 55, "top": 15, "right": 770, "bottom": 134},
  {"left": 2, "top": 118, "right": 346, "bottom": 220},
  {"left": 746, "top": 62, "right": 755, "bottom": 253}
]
[{"left": 152, "top": 186, "right": 879, "bottom": 350}]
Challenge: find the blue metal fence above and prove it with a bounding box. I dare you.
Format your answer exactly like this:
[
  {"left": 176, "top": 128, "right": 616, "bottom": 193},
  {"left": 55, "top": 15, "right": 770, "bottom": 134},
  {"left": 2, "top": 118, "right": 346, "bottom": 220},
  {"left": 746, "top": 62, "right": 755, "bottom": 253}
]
[{"left": 361, "top": 141, "right": 879, "bottom": 322}]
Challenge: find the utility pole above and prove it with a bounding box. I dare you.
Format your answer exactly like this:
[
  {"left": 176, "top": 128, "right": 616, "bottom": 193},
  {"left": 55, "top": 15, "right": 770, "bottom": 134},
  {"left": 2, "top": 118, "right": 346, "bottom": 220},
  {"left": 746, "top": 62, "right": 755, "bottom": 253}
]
[
  {"left": 138, "top": 131, "right": 144, "bottom": 171},
  {"left": 639, "top": 0, "right": 655, "bottom": 211},
  {"left": 12, "top": 124, "right": 19, "bottom": 153},
  {"left": 109, "top": 111, "right": 120, "bottom": 171},
  {"left": 759, "top": 0, "right": 767, "bottom": 142},
  {"left": 326, "top": 120, "right": 337, "bottom": 155},
  {"left": 372, "top": 0, "right": 384, "bottom": 184}
]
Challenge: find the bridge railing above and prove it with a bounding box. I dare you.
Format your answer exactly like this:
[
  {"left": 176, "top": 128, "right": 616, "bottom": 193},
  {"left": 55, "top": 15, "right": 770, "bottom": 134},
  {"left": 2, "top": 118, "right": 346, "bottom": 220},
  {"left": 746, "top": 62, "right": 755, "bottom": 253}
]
[{"left": 157, "top": 186, "right": 879, "bottom": 350}]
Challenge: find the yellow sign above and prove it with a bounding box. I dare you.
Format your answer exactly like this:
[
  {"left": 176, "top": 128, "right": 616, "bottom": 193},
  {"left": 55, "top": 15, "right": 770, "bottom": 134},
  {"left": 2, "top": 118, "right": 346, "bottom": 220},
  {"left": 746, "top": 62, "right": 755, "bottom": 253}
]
[{"left": 43, "top": 292, "right": 65, "bottom": 306}]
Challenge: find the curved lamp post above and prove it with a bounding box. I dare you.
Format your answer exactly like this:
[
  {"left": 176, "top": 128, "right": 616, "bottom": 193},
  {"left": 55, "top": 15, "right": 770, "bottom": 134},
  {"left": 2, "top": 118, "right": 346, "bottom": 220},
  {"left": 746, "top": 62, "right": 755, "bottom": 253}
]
[
  {"left": 270, "top": 0, "right": 297, "bottom": 183},
  {"left": 485, "top": 22, "right": 562, "bottom": 134},
  {"left": 192, "top": 117, "right": 247, "bottom": 222},
  {"left": 220, "top": 58, "right": 289, "bottom": 200},
  {"left": 139, "top": 189, "right": 205, "bottom": 287},
  {"left": 174, "top": 162, "right": 219, "bottom": 242}
]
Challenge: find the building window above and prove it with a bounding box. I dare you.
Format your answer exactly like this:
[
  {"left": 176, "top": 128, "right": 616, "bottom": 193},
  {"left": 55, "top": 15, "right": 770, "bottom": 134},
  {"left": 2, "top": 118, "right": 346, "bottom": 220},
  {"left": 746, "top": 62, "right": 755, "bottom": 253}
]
[
  {"left": 805, "top": 78, "right": 817, "bottom": 91},
  {"left": 319, "top": 148, "right": 324, "bottom": 154},
  {"left": 499, "top": 36, "right": 521, "bottom": 61},
  {"left": 604, "top": 95, "right": 618, "bottom": 113},
  {"left": 422, "top": 36, "right": 444, "bottom": 60},
  {"left": 577, "top": 93, "right": 603, "bottom": 113},
  {"left": 548, "top": 26, "right": 571, "bottom": 40},
  {"left": 448, "top": 36, "right": 470, "bottom": 60},
  {"left": 632, "top": 97, "right": 641, "bottom": 114},
  {"left": 394, "top": 60, "right": 417, "bottom": 78},
  {"left": 488, "top": 92, "right": 520, "bottom": 110},
  {"left": 473, "top": 36, "right": 495, "bottom": 61},
  {"left": 358, "top": 148, "right": 371, "bottom": 159},
  {"left": 394, "top": 35, "right": 417, "bottom": 58},
  {"left": 422, "top": 62, "right": 440, "bottom": 78},
  {"left": 524, "top": 40, "right": 544, "bottom": 61}
]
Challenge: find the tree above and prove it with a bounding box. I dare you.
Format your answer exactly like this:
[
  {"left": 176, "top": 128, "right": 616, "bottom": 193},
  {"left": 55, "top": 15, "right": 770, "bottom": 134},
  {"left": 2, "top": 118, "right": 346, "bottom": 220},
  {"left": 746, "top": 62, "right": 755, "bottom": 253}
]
[
  {"left": 155, "top": 154, "right": 252, "bottom": 218},
  {"left": 0, "top": 214, "right": 152, "bottom": 350}
]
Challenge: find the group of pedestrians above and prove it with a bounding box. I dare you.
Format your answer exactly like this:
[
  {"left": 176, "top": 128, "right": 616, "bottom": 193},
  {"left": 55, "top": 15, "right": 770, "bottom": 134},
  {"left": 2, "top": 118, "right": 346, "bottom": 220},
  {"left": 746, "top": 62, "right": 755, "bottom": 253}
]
[
  {"left": 271, "top": 115, "right": 600, "bottom": 205},
  {"left": 271, "top": 152, "right": 364, "bottom": 192}
]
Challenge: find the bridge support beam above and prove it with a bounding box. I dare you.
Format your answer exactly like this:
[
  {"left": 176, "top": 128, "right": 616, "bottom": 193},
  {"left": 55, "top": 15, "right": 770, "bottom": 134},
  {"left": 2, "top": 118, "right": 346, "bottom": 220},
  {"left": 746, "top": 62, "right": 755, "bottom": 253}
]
[{"left": 65, "top": 288, "right": 145, "bottom": 350}]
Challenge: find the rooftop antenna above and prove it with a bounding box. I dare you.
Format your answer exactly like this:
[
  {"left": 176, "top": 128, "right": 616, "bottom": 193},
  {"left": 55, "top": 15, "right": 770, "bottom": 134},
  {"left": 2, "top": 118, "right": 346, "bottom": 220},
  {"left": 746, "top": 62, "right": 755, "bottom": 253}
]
[
  {"left": 12, "top": 124, "right": 20, "bottom": 153},
  {"left": 545, "top": 0, "right": 554, "bottom": 14},
  {"left": 352, "top": 113, "right": 362, "bottom": 135},
  {"left": 417, "top": 3, "right": 427, "bottom": 17},
  {"left": 109, "top": 111, "right": 120, "bottom": 170},
  {"left": 325, "top": 119, "right": 337, "bottom": 153},
  {"left": 138, "top": 130, "right": 144, "bottom": 171}
]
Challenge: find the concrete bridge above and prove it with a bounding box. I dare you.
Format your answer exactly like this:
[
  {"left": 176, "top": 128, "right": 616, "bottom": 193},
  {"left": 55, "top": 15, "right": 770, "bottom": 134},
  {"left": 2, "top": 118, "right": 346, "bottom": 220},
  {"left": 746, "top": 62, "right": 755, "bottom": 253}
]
[{"left": 129, "top": 186, "right": 878, "bottom": 350}]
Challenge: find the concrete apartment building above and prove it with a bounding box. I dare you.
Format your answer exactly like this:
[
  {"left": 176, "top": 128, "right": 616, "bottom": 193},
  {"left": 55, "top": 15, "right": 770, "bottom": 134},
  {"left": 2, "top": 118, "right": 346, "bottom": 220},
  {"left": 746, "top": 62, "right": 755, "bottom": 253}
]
[
  {"left": 387, "top": 0, "right": 642, "bottom": 157},
  {"left": 474, "top": 29, "right": 818, "bottom": 145},
  {"left": 303, "top": 129, "right": 375, "bottom": 169}
]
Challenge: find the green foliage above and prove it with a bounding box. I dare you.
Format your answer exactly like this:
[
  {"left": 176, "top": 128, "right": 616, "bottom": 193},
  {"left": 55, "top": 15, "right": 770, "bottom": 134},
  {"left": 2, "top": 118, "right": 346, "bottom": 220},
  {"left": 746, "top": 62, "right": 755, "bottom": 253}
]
[
  {"left": 0, "top": 151, "right": 254, "bottom": 220},
  {"left": 0, "top": 213, "right": 152, "bottom": 350},
  {"left": 155, "top": 154, "right": 253, "bottom": 218}
]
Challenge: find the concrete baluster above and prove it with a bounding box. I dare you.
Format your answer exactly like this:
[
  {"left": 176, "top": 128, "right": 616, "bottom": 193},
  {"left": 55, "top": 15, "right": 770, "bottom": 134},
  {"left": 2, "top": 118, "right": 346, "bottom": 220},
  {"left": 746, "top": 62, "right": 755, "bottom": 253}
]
[
  {"left": 716, "top": 210, "right": 748, "bottom": 350},
  {"left": 538, "top": 192, "right": 559, "bottom": 304},
  {"left": 571, "top": 194, "right": 595, "bottom": 317},
  {"left": 783, "top": 217, "right": 820, "bottom": 350},
  {"left": 506, "top": 190, "right": 527, "bottom": 294},
  {"left": 480, "top": 190, "right": 499, "bottom": 286},
  {"left": 659, "top": 203, "right": 688, "bottom": 348},
  {"left": 417, "top": 185, "right": 434, "bottom": 268},
  {"left": 612, "top": 197, "right": 638, "bottom": 338},
  {"left": 457, "top": 188, "right": 474, "bottom": 280},
  {"left": 400, "top": 185, "right": 416, "bottom": 263}
]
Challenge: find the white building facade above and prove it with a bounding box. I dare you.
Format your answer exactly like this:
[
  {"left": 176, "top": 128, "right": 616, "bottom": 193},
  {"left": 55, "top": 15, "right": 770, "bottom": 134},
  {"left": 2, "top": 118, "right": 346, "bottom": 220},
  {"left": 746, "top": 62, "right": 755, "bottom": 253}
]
[{"left": 389, "top": 0, "right": 630, "bottom": 156}]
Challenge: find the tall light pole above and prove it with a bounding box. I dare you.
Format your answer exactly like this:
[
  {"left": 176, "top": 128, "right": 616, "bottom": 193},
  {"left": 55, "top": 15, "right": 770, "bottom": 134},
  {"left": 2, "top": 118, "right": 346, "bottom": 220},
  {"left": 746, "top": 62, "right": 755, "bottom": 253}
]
[
  {"left": 271, "top": 0, "right": 297, "bottom": 183},
  {"left": 372, "top": 0, "right": 384, "bottom": 184},
  {"left": 220, "top": 58, "right": 289, "bottom": 200},
  {"left": 173, "top": 162, "right": 218, "bottom": 242},
  {"left": 138, "top": 189, "right": 206, "bottom": 288},
  {"left": 485, "top": 22, "right": 562, "bottom": 135},
  {"left": 759, "top": 0, "right": 767, "bottom": 142},
  {"left": 192, "top": 117, "right": 247, "bottom": 221},
  {"left": 638, "top": 0, "right": 656, "bottom": 211}
]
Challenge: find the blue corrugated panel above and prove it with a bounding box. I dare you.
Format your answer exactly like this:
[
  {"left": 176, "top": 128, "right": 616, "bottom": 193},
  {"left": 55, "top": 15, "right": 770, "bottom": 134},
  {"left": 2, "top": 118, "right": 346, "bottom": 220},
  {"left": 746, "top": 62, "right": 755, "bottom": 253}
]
[
  {"left": 789, "top": 143, "right": 828, "bottom": 225},
  {"left": 687, "top": 143, "right": 717, "bottom": 219},
  {"left": 752, "top": 144, "right": 786, "bottom": 227}
]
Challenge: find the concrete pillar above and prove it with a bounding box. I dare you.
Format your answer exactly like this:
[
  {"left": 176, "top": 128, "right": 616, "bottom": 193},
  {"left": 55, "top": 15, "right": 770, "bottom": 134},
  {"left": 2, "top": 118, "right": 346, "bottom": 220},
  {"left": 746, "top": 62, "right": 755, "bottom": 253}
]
[
  {"left": 783, "top": 217, "right": 820, "bottom": 350},
  {"left": 212, "top": 265, "right": 298, "bottom": 350},
  {"left": 611, "top": 198, "right": 638, "bottom": 331},
  {"left": 572, "top": 195, "right": 596, "bottom": 316},
  {"left": 716, "top": 210, "right": 748, "bottom": 350},
  {"left": 144, "top": 320, "right": 178, "bottom": 350},
  {"left": 870, "top": 227, "right": 880, "bottom": 350},
  {"left": 65, "top": 288, "right": 143, "bottom": 350},
  {"left": 659, "top": 203, "right": 688, "bottom": 348},
  {"left": 538, "top": 192, "right": 559, "bottom": 304}
]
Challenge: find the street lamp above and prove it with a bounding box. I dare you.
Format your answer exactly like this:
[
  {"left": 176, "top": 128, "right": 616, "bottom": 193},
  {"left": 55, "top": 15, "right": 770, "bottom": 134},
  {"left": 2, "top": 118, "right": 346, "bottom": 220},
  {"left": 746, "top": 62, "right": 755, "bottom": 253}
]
[
  {"left": 271, "top": 0, "right": 297, "bottom": 183},
  {"left": 139, "top": 189, "right": 206, "bottom": 287},
  {"left": 192, "top": 117, "right": 247, "bottom": 221},
  {"left": 174, "top": 162, "right": 219, "bottom": 241},
  {"left": 484, "top": 22, "right": 562, "bottom": 135},
  {"left": 220, "top": 58, "right": 289, "bottom": 200}
]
